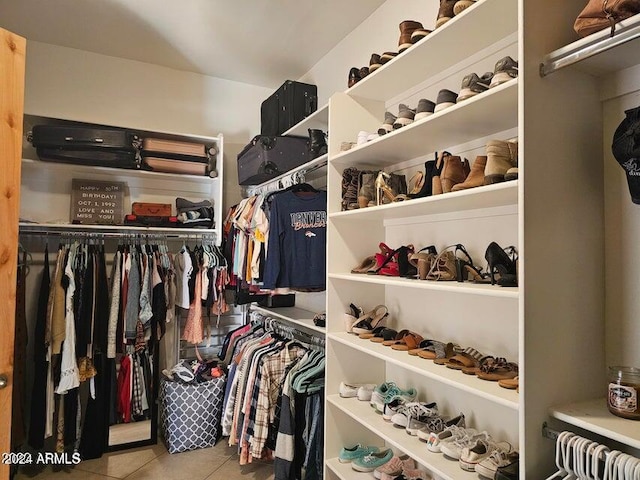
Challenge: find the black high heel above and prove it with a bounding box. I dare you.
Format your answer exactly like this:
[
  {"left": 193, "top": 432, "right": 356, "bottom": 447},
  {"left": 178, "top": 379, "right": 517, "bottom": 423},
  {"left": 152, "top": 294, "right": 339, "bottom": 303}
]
[
  {"left": 453, "top": 244, "right": 487, "bottom": 283},
  {"left": 484, "top": 242, "right": 517, "bottom": 286},
  {"left": 407, "top": 153, "right": 437, "bottom": 199}
]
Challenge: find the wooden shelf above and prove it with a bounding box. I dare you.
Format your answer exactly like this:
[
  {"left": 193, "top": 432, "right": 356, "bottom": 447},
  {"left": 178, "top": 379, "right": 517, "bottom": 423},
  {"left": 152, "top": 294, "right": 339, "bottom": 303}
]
[
  {"left": 283, "top": 103, "right": 329, "bottom": 136},
  {"left": 331, "top": 79, "right": 517, "bottom": 168},
  {"left": 328, "top": 332, "right": 519, "bottom": 410},
  {"left": 251, "top": 305, "right": 325, "bottom": 334},
  {"left": 328, "top": 273, "right": 519, "bottom": 299},
  {"left": 327, "top": 395, "right": 479, "bottom": 480},
  {"left": 330, "top": 181, "right": 518, "bottom": 220},
  {"left": 345, "top": 0, "right": 518, "bottom": 102},
  {"left": 550, "top": 398, "right": 640, "bottom": 450},
  {"left": 541, "top": 14, "right": 640, "bottom": 77}
]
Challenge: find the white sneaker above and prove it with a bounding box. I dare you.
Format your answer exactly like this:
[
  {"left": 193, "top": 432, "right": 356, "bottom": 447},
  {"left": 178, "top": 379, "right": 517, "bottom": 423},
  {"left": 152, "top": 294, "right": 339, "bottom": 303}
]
[
  {"left": 426, "top": 425, "right": 475, "bottom": 453},
  {"left": 391, "top": 402, "right": 438, "bottom": 431},
  {"left": 460, "top": 438, "right": 512, "bottom": 472},
  {"left": 339, "top": 382, "right": 376, "bottom": 398},
  {"left": 357, "top": 384, "right": 376, "bottom": 401},
  {"left": 370, "top": 382, "right": 396, "bottom": 411},
  {"left": 475, "top": 449, "right": 519, "bottom": 478},
  {"left": 440, "top": 430, "right": 490, "bottom": 460}
]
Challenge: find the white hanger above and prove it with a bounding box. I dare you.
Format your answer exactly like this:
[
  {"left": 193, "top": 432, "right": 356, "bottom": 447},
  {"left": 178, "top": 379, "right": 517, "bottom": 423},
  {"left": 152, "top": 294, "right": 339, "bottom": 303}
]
[
  {"left": 590, "top": 443, "right": 609, "bottom": 480},
  {"left": 603, "top": 450, "right": 622, "bottom": 480}
]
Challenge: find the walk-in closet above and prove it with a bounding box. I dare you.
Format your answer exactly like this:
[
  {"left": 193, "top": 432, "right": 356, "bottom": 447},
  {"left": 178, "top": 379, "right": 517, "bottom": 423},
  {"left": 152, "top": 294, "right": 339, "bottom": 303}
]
[{"left": 2, "top": 1, "right": 640, "bottom": 479}]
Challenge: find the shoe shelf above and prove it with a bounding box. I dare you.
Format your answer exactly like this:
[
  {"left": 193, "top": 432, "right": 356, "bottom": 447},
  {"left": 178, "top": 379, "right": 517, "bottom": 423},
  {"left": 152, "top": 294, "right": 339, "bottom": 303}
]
[
  {"left": 325, "top": 457, "right": 363, "bottom": 480},
  {"left": 328, "top": 332, "right": 519, "bottom": 410},
  {"left": 329, "top": 181, "right": 518, "bottom": 222},
  {"left": 330, "top": 79, "right": 518, "bottom": 168},
  {"left": 327, "top": 395, "right": 479, "bottom": 480},
  {"left": 250, "top": 305, "right": 325, "bottom": 335},
  {"left": 283, "top": 103, "right": 329, "bottom": 137},
  {"left": 549, "top": 398, "right": 640, "bottom": 450},
  {"left": 345, "top": 0, "right": 518, "bottom": 102},
  {"left": 328, "top": 273, "right": 519, "bottom": 299},
  {"left": 540, "top": 14, "right": 640, "bottom": 77}
]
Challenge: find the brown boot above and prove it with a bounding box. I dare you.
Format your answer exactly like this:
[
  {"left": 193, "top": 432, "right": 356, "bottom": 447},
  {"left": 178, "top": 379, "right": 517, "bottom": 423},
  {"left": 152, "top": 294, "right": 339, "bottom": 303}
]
[
  {"left": 436, "top": 0, "right": 457, "bottom": 28},
  {"left": 441, "top": 155, "right": 468, "bottom": 193},
  {"left": 484, "top": 140, "right": 518, "bottom": 184},
  {"left": 399, "top": 20, "right": 423, "bottom": 52},
  {"left": 451, "top": 156, "right": 487, "bottom": 191}
]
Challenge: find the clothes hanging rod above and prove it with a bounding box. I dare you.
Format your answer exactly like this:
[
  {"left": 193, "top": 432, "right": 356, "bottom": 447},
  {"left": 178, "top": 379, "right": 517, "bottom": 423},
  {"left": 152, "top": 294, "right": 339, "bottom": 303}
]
[
  {"left": 246, "top": 153, "right": 328, "bottom": 196},
  {"left": 542, "top": 422, "right": 561, "bottom": 441},
  {"left": 18, "top": 222, "right": 217, "bottom": 240}
]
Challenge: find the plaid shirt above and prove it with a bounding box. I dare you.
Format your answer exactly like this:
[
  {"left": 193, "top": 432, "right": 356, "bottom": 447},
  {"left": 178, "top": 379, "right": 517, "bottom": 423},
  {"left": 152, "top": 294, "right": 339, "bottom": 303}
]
[{"left": 249, "top": 343, "right": 305, "bottom": 459}]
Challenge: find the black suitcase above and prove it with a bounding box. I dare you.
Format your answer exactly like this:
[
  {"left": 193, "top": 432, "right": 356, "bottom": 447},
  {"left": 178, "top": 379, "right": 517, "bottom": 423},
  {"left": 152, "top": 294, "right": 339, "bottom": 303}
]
[
  {"left": 237, "top": 135, "right": 310, "bottom": 186},
  {"left": 261, "top": 80, "right": 318, "bottom": 136},
  {"left": 30, "top": 125, "right": 140, "bottom": 169}
]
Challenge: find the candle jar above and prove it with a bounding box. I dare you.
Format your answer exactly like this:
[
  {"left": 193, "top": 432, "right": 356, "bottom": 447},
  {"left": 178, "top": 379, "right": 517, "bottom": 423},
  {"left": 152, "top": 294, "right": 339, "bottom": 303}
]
[{"left": 608, "top": 366, "right": 640, "bottom": 420}]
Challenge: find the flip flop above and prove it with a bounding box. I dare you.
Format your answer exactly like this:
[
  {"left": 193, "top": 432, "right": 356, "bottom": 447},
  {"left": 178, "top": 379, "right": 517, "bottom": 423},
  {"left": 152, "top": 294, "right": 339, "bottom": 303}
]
[
  {"left": 444, "top": 347, "right": 484, "bottom": 370},
  {"left": 415, "top": 340, "right": 446, "bottom": 359},
  {"left": 498, "top": 376, "right": 519, "bottom": 390},
  {"left": 477, "top": 358, "right": 518, "bottom": 382},
  {"left": 390, "top": 332, "right": 423, "bottom": 351},
  {"left": 462, "top": 355, "right": 496, "bottom": 375},
  {"left": 370, "top": 328, "right": 398, "bottom": 343},
  {"left": 431, "top": 342, "right": 462, "bottom": 364},
  {"left": 382, "top": 329, "right": 410, "bottom": 346},
  {"left": 408, "top": 339, "right": 436, "bottom": 356},
  {"left": 359, "top": 325, "right": 386, "bottom": 340}
]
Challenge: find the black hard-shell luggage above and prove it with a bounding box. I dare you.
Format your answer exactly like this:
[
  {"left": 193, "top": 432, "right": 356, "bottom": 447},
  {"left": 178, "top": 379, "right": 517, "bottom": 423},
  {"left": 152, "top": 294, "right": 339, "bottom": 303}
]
[
  {"left": 30, "top": 125, "right": 140, "bottom": 169},
  {"left": 260, "top": 80, "right": 318, "bottom": 136},
  {"left": 237, "top": 135, "right": 310, "bottom": 186}
]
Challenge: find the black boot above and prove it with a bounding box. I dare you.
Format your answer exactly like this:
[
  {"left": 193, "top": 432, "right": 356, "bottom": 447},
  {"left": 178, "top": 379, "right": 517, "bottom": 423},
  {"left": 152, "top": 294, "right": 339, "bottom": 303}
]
[
  {"left": 308, "top": 129, "right": 327, "bottom": 158},
  {"left": 407, "top": 154, "right": 437, "bottom": 199}
]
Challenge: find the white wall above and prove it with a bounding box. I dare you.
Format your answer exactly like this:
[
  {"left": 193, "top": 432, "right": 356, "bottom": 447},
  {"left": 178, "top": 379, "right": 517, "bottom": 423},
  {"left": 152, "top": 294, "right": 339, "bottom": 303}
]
[{"left": 299, "top": 0, "right": 440, "bottom": 106}]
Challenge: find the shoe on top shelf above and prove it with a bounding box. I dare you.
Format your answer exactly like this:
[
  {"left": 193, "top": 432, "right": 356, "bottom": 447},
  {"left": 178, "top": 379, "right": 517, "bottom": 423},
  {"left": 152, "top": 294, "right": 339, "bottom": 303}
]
[
  {"left": 436, "top": 0, "right": 457, "bottom": 28},
  {"left": 411, "top": 27, "right": 432, "bottom": 44},
  {"left": 434, "top": 89, "right": 458, "bottom": 113},
  {"left": 414, "top": 99, "right": 436, "bottom": 121},
  {"left": 398, "top": 20, "right": 424, "bottom": 53},
  {"left": 339, "top": 444, "right": 379, "bottom": 463},
  {"left": 490, "top": 56, "right": 519, "bottom": 88},
  {"left": 357, "top": 130, "right": 379, "bottom": 145},
  {"left": 457, "top": 71, "right": 493, "bottom": 102},
  {"left": 380, "top": 51, "right": 398, "bottom": 64},
  {"left": 348, "top": 67, "right": 361, "bottom": 88},
  {"left": 370, "top": 53, "right": 382, "bottom": 72},
  {"left": 454, "top": 0, "right": 476, "bottom": 15}
]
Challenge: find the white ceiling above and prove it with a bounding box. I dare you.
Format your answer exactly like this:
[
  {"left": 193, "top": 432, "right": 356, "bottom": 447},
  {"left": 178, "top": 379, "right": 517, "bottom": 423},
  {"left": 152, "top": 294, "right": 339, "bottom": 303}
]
[{"left": 0, "top": 0, "right": 385, "bottom": 89}]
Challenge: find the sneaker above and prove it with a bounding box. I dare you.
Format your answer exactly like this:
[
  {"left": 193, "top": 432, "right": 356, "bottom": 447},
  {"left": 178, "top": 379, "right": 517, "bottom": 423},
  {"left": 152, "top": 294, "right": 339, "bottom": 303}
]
[
  {"left": 417, "top": 413, "right": 465, "bottom": 441},
  {"left": 374, "top": 454, "right": 415, "bottom": 480},
  {"left": 405, "top": 404, "right": 444, "bottom": 435},
  {"left": 427, "top": 426, "right": 477, "bottom": 453},
  {"left": 414, "top": 99, "right": 436, "bottom": 121},
  {"left": 378, "top": 111, "right": 397, "bottom": 135},
  {"left": 370, "top": 53, "right": 382, "bottom": 72},
  {"left": 380, "top": 51, "right": 398, "bottom": 65},
  {"left": 357, "top": 130, "right": 379, "bottom": 145},
  {"left": 440, "top": 430, "right": 490, "bottom": 460},
  {"left": 382, "top": 397, "right": 408, "bottom": 421},
  {"left": 339, "top": 382, "right": 376, "bottom": 398},
  {"left": 457, "top": 72, "right": 493, "bottom": 102},
  {"left": 371, "top": 382, "right": 396, "bottom": 411},
  {"left": 382, "top": 385, "right": 418, "bottom": 412},
  {"left": 490, "top": 56, "right": 518, "bottom": 88},
  {"left": 339, "top": 444, "right": 379, "bottom": 463},
  {"left": 460, "top": 438, "right": 513, "bottom": 472},
  {"left": 393, "top": 104, "right": 416, "bottom": 129},
  {"left": 398, "top": 468, "right": 433, "bottom": 480},
  {"left": 392, "top": 402, "right": 438, "bottom": 432},
  {"left": 475, "top": 450, "right": 519, "bottom": 479},
  {"left": 357, "top": 384, "right": 376, "bottom": 401},
  {"left": 434, "top": 89, "right": 458, "bottom": 113},
  {"left": 352, "top": 449, "right": 393, "bottom": 472}
]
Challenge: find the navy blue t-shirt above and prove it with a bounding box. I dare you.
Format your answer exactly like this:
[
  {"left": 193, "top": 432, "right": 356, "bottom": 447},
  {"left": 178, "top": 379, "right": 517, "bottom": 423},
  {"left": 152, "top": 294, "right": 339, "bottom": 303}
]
[{"left": 262, "top": 190, "right": 327, "bottom": 290}]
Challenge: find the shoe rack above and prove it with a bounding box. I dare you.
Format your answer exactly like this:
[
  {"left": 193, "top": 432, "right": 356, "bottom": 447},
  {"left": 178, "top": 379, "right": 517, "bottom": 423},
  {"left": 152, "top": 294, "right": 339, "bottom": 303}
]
[{"left": 322, "top": 0, "right": 619, "bottom": 478}]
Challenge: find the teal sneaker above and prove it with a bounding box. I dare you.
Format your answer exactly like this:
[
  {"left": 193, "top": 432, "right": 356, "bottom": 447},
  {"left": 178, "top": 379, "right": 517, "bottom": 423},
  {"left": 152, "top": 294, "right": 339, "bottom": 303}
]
[
  {"left": 352, "top": 448, "right": 394, "bottom": 472},
  {"left": 338, "top": 444, "right": 379, "bottom": 463},
  {"left": 370, "top": 382, "right": 396, "bottom": 411}
]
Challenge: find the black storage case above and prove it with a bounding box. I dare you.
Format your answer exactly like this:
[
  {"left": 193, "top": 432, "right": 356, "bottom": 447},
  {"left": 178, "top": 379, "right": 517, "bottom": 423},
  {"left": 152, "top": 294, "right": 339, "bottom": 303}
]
[
  {"left": 261, "top": 80, "right": 318, "bottom": 136},
  {"left": 237, "top": 135, "right": 310, "bottom": 186},
  {"left": 30, "top": 124, "right": 140, "bottom": 169}
]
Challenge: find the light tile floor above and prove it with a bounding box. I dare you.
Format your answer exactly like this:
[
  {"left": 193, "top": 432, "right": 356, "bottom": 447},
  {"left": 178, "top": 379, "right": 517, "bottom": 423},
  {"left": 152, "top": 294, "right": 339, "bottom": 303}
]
[{"left": 15, "top": 441, "right": 275, "bottom": 480}]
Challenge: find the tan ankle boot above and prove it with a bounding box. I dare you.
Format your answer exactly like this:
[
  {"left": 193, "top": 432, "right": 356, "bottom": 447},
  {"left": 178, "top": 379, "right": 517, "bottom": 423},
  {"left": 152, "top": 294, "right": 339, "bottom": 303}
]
[
  {"left": 484, "top": 140, "right": 517, "bottom": 185},
  {"left": 451, "top": 156, "right": 487, "bottom": 191},
  {"left": 441, "top": 155, "right": 467, "bottom": 193}
]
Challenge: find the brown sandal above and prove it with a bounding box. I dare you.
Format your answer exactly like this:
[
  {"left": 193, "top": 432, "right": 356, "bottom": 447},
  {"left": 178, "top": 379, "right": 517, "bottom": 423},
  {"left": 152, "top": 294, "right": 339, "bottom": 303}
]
[
  {"left": 477, "top": 358, "right": 518, "bottom": 382},
  {"left": 498, "top": 376, "right": 519, "bottom": 390},
  {"left": 390, "top": 332, "right": 424, "bottom": 351},
  {"left": 431, "top": 342, "right": 462, "bottom": 364},
  {"left": 444, "top": 347, "right": 484, "bottom": 370}
]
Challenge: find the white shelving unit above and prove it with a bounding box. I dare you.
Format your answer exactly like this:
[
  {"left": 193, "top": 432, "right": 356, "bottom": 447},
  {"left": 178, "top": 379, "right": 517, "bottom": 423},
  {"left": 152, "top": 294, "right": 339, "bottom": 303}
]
[
  {"left": 20, "top": 114, "right": 224, "bottom": 244},
  {"left": 283, "top": 103, "right": 329, "bottom": 136},
  {"left": 324, "top": 1, "right": 525, "bottom": 478}
]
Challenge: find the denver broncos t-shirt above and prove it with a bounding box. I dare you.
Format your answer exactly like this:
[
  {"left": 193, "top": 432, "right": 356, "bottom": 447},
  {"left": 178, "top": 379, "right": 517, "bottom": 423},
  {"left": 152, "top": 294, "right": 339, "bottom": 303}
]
[{"left": 262, "top": 190, "right": 327, "bottom": 290}]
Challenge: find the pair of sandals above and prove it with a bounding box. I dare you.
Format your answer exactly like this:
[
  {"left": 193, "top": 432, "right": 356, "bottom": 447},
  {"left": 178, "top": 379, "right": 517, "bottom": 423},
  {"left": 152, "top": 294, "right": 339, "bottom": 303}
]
[
  {"left": 351, "top": 242, "right": 417, "bottom": 277},
  {"left": 344, "top": 304, "right": 389, "bottom": 335}
]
